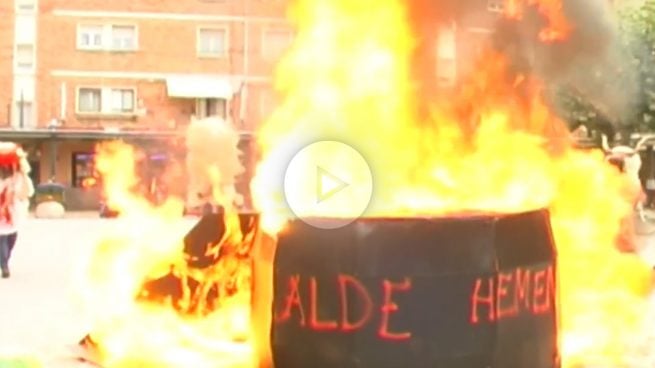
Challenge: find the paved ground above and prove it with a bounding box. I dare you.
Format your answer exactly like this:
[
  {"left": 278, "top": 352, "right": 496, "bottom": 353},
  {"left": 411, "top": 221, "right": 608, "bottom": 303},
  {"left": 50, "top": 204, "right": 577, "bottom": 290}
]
[
  {"left": 0, "top": 215, "right": 197, "bottom": 367},
  {"left": 0, "top": 215, "right": 654, "bottom": 367},
  {"left": 0, "top": 218, "right": 109, "bottom": 366}
]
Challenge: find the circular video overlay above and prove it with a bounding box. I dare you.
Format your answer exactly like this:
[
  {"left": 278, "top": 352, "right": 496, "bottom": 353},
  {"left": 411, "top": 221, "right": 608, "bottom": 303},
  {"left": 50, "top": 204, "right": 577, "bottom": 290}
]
[{"left": 283, "top": 140, "right": 373, "bottom": 229}]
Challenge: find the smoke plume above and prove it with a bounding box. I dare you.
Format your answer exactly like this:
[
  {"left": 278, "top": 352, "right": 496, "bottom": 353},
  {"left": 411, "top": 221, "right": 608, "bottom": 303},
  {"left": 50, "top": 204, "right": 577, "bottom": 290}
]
[
  {"left": 405, "top": 0, "right": 638, "bottom": 125},
  {"left": 185, "top": 116, "right": 245, "bottom": 209},
  {"left": 493, "top": 0, "right": 637, "bottom": 125}
]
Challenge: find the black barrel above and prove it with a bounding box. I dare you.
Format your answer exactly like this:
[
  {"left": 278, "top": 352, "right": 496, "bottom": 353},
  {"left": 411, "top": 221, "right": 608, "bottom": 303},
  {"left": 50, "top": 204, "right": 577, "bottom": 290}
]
[{"left": 271, "top": 209, "right": 559, "bottom": 368}]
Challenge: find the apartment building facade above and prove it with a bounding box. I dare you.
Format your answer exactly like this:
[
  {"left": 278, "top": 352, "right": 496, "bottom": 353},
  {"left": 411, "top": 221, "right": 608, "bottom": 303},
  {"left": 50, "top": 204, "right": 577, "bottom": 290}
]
[
  {"left": 0, "top": 0, "right": 294, "bottom": 209},
  {"left": 0, "top": 0, "right": 501, "bottom": 210}
]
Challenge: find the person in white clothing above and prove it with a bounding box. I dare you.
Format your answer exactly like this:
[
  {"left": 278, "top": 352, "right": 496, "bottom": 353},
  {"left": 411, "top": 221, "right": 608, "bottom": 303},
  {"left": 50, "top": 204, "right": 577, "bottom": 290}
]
[
  {"left": 6, "top": 148, "right": 34, "bottom": 267},
  {"left": 0, "top": 144, "right": 32, "bottom": 278},
  {"left": 0, "top": 157, "right": 17, "bottom": 277}
]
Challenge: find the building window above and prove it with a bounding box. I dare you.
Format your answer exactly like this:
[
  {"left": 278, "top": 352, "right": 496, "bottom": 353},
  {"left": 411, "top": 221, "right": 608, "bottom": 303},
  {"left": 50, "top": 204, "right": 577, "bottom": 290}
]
[
  {"left": 77, "top": 87, "right": 136, "bottom": 115},
  {"left": 262, "top": 29, "right": 294, "bottom": 59},
  {"left": 259, "top": 89, "right": 277, "bottom": 120},
  {"left": 111, "top": 25, "right": 137, "bottom": 51},
  {"left": 72, "top": 152, "right": 96, "bottom": 188},
  {"left": 77, "top": 88, "right": 102, "bottom": 113},
  {"left": 436, "top": 24, "right": 457, "bottom": 87},
  {"left": 110, "top": 88, "right": 135, "bottom": 113},
  {"left": 487, "top": 0, "right": 504, "bottom": 12},
  {"left": 197, "top": 28, "right": 227, "bottom": 57},
  {"left": 15, "top": 0, "right": 36, "bottom": 12},
  {"left": 77, "top": 24, "right": 138, "bottom": 51},
  {"left": 77, "top": 24, "right": 104, "bottom": 50},
  {"left": 15, "top": 44, "right": 34, "bottom": 70},
  {"left": 196, "top": 98, "right": 227, "bottom": 119},
  {"left": 15, "top": 101, "right": 33, "bottom": 128}
]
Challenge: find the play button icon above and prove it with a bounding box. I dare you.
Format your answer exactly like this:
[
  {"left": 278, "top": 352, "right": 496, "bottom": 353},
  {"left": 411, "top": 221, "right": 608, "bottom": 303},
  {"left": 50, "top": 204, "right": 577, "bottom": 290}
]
[
  {"left": 283, "top": 140, "right": 373, "bottom": 229},
  {"left": 316, "top": 166, "right": 349, "bottom": 203}
]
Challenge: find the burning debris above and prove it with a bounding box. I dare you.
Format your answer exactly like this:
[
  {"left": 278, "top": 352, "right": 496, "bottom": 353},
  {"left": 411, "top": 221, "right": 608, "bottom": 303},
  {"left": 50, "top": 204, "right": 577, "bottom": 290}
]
[
  {"left": 75, "top": 118, "right": 259, "bottom": 367},
  {"left": 252, "top": 0, "right": 652, "bottom": 366},
  {"left": 137, "top": 212, "right": 259, "bottom": 317}
]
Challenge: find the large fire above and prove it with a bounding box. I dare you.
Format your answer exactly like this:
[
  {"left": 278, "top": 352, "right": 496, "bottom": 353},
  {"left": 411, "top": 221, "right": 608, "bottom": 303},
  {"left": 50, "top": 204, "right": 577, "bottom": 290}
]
[
  {"left": 77, "top": 0, "right": 653, "bottom": 366},
  {"left": 252, "top": 0, "right": 652, "bottom": 366},
  {"left": 74, "top": 120, "right": 255, "bottom": 367}
]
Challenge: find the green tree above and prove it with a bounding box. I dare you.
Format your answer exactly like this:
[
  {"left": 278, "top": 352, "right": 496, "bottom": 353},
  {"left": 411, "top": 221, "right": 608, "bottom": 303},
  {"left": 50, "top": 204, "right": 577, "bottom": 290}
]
[
  {"left": 553, "top": 85, "right": 617, "bottom": 140},
  {"left": 555, "top": 0, "right": 655, "bottom": 137},
  {"left": 617, "top": 0, "right": 655, "bottom": 132}
]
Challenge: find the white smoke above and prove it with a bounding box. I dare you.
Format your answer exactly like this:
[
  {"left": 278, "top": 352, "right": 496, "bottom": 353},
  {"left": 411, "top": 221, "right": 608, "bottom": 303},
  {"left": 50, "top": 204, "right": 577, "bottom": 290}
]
[{"left": 185, "top": 116, "right": 245, "bottom": 209}]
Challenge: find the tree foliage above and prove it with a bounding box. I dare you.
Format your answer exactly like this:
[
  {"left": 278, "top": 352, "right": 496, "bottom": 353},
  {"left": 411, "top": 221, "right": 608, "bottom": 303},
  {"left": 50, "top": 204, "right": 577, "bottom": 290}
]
[
  {"left": 556, "top": 0, "right": 655, "bottom": 135},
  {"left": 618, "top": 0, "right": 655, "bottom": 131}
]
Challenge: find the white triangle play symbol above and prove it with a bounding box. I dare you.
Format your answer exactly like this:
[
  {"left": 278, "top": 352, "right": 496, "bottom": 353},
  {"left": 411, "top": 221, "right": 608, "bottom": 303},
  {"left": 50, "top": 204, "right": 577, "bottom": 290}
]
[{"left": 317, "top": 166, "right": 349, "bottom": 203}]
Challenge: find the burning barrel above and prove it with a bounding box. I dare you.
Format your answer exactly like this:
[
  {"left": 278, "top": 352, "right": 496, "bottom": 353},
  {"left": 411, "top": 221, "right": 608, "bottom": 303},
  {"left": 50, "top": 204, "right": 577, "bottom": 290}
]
[
  {"left": 77, "top": 209, "right": 558, "bottom": 368},
  {"left": 271, "top": 209, "right": 559, "bottom": 368}
]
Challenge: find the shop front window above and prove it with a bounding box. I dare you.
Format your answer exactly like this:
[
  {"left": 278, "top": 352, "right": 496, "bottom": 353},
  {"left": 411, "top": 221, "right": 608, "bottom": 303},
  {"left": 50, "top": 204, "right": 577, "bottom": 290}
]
[{"left": 72, "top": 152, "right": 96, "bottom": 188}]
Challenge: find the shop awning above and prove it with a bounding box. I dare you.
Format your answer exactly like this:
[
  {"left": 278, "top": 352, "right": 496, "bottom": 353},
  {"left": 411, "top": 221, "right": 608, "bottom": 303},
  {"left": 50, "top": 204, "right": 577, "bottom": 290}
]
[{"left": 166, "top": 75, "right": 234, "bottom": 99}]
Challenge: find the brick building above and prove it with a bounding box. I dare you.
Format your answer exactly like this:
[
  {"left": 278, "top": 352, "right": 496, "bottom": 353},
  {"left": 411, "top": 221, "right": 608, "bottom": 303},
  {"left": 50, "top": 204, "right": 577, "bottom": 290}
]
[
  {"left": 0, "top": 0, "right": 500, "bottom": 210},
  {"left": 0, "top": 0, "right": 294, "bottom": 209}
]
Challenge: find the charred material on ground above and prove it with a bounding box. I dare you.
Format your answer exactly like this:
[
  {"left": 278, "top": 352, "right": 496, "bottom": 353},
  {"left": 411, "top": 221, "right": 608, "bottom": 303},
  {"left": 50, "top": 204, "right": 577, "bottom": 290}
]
[
  {"left": 79, "top": 212, "right": 260, "bottom": 354},
  {"left": 137, "top": 212, "right": 260, "bottom": 315}
]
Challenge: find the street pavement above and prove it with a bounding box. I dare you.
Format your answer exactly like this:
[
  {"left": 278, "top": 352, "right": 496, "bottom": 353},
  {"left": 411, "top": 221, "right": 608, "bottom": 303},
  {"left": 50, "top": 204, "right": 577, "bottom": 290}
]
[
  {"left": 0, "top": 214, "right": 654, "bottom": 367},
  {"left": 0, "top": 216, "right": 109, "bottom": 367}
]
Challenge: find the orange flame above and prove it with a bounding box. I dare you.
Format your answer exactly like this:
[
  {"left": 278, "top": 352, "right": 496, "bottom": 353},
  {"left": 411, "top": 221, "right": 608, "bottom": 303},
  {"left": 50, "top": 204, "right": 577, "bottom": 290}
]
[
  {"left": 81, "top": 176, "right": 98, "bottom": 189},
  {"left": 503, "top": 0, "right": 572, "bottom": 42},
  {"left": 75, "top": 0, "right": 651, "bottom": 366},
  {"left": 251, "top": 0, "right": 652, "bottom": 366},
  {"left": 75, "top": 120, "right": 256, "bottom": 367}
]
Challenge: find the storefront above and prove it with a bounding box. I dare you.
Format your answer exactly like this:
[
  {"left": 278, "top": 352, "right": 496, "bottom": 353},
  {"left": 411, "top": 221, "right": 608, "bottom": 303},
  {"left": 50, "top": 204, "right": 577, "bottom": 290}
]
[{"left": 0, "top": 129, "right": 256, "bottom": 211}]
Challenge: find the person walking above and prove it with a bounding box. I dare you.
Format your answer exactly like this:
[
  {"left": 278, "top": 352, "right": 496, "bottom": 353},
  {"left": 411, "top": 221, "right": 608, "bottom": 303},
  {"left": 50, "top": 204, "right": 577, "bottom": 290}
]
[
  {"left": 6, "top": 148, "right": 34, "bottom": 265},
  {"left": 0, "top": 144, "right": 33, "bottom": 278},
  {"left": 0, "top": 144, "right": 19, "bottom": 278}
]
